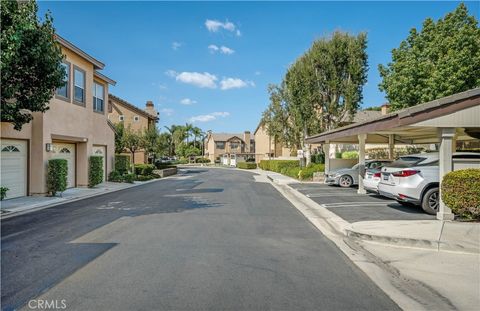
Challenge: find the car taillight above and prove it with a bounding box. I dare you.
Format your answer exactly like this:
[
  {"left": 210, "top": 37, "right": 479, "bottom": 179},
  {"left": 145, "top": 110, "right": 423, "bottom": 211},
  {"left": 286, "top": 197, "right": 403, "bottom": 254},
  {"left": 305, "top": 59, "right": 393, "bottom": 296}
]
[
  {"left": 373, "top": 172, "right": 381, "bottom": 178},
  {"left": 392, "top": 170, "right": 419, "bottom": 177}
]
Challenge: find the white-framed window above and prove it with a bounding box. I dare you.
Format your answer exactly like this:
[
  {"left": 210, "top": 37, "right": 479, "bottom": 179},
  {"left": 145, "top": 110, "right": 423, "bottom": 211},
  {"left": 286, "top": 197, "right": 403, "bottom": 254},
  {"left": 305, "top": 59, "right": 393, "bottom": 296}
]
[
  {"left": 119, "top": 115, "right": 125, "bottom": 121},
  {"left": 74, "top": 67, "right": 85, "bottom": 103},
  {"left": 215, "top": 142, "right": 225, "bottom": 149},
  {"left": 93, "top": 82, "right": 105, "bottom": 112},
  {"left": 56, "top": 62, "right": 70, "bottom": 99},
  {"left": 133, "top": 116, "right": 140, "bottom": 122}
]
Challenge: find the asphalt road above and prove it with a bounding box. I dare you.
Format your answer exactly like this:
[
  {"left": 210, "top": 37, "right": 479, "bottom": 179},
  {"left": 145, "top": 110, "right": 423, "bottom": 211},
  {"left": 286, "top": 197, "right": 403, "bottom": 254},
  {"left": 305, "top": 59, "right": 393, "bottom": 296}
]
[{"left": 2, "top": 168, "right": 399, "bottom": 311}]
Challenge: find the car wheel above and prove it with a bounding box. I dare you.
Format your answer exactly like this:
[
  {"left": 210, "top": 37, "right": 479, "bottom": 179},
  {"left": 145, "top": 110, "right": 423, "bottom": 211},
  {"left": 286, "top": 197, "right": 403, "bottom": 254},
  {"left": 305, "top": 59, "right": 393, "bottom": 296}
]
[
  {"left": 421, "top": 187, "right": 439, "bottom": 215},
  {"left": 339, "top": 175, "right": 353, "bottom": 187}
]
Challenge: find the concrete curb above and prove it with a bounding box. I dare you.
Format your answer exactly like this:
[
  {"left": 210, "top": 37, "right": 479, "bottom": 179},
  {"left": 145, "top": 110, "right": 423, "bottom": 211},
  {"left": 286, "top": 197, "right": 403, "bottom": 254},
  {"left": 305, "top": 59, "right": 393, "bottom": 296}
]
[{"left": 0, "top": 177, "right": 166, "bottom": 221}]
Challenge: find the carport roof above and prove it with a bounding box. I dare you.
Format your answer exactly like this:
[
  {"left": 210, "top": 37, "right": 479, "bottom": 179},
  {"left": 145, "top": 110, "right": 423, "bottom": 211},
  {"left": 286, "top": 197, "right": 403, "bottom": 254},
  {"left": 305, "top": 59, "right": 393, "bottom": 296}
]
[{"left": 306, "top": 88, "right": 480, "bottom": 144}]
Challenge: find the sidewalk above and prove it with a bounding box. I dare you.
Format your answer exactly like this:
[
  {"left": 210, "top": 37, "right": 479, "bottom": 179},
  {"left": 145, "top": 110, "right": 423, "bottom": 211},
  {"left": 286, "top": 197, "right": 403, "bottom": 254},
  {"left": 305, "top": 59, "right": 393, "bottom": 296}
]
[{"left": 0, "top": 180, "right": 158, "bottom": 220}]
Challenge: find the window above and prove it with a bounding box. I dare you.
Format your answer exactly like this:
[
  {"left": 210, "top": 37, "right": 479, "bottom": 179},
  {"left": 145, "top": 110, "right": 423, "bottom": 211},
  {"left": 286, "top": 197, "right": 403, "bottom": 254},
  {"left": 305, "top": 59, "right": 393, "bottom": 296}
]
[
  {"left": 74, "top": 67, "right": 85, "bottom": 104},
  {"left": 1, "top": 145, "right": 20, "bottom": 152},
  {"left": 230, "top": 142, "right": 239, "bottom": 149},
  {"left": 93, "top": 82, "right": 104, "bottom": 112},
  {"left": 56, "top": 62, "right": 70, "bottom": 98},
  {"left": 215, "top": 142, "right": 225, "bottom": 149},
  {"left": 119, "top": 115, "right": 125, "bottom": 121},
  {"left": 133, "top": 116, "right": 140, "bottom": 122}
]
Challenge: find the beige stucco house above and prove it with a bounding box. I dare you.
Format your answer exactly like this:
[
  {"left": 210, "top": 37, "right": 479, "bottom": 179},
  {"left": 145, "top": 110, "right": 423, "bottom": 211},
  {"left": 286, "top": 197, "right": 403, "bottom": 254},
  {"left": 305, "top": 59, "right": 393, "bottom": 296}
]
[
  {"left": 204, "top": 131, "right": 255, "bottom": 163},
  {"left": 107, "top": 95, "right": 159, "bottom": 164},
  {"left": 1, "top": 35, "right": 116, "bottom": 199}
]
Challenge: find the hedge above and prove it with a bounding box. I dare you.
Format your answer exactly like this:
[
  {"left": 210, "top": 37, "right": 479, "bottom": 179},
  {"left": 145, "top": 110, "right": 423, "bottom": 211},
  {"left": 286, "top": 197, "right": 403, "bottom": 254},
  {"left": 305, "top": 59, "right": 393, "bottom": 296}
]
[
  {"left": 441, "top": 169, "right": 480, "bottom": 219},
  {"left": 237, "top": 162, "right": 257, "bottom": 169},
  {"left": 47, "top": 159, "right": 68, "bottom": 196},
  {"left": 341, "top": 151, "right": 358, "bottom": 159},
  {"left": 195, "top": 157, "right": 211, "bottom": 163},
  {"left": 115, "top": 154, "right": 130, "bottom": 174},
  {"left": 108, "top": 170, "right": 124, "bottom": 182},
  {"left": 298, "top": 163, "right": 325, "bottom": 180},
  {"left": 89, "top": 156, "right": 104, "bottom": 188},
  {"left": 258, "top": 160, "right": 299, "bottom": 172},
  {"left": 134, "top": 164, "right": 155, "bottom": 176}
]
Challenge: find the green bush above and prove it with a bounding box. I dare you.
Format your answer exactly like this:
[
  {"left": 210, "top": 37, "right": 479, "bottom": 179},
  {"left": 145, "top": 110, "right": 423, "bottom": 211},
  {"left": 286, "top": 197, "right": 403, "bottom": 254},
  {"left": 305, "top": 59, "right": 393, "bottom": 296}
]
[
  {"left": 47, "top": 159, "right": 68, "bottom": 196},
  {"left": 134, "top": 164, "right": 155, "bottom": 176},
  {"left": 311, "top": 153, "right": 325, "bottom": 164},
  {"left": 123, "top": 173, "right": 135, "bottom": 183},
  {"left": 282, "top": 167, "right": 302, "bottom": 179},
  {"left": 1, "top": 187, "right": 9, "bottom": 200},
  {"left": 88, "top": 156, "right": 104, "bottom": 187},
  {"left": 335, "top": 152, "right": 342, "bottom": 159},
  {"left": 298, "top": 163, "right": 325, "bottom": 180},
  {"left": 174, "top": 158, "right": 189, "bottom": 164},
  {"left": 441, "top": 169, "right": 480, "bottom": 219},
  {"left": 195, "top": 157, "right": 211, "bottom": 163},
  {"left": 115, "top": 154, "right": 130, "bottom": 174},
  {"left": 258, "top": 160, "right": 299, "bottom": 172},
  {"left": 237, "top": 162, "right": 257, "bottom": 169},
  {"left": 108, "top": 170, "right": 124, "bottom": 182},
  {"left": 341, "top": 151, "right": 358, "bottom": 159},
  {"left": 135, "top": 175, "right": 155, "bottom": 181},
  {"left": 156, "top": 163, "right": 177, "bottom": 170}
]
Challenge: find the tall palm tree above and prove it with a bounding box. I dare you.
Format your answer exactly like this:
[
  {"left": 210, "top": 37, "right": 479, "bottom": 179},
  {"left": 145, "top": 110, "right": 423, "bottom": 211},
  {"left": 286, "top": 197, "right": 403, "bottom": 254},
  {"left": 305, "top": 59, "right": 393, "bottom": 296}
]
[
  {"left": 164, "top": 125, "right": 180, "bottom": 156},
  {"left": 184, "top": 123, "right": 193, "bottom": 145},
  {"left": 192, "top": 126, "right": 202, "bottom": 148}
]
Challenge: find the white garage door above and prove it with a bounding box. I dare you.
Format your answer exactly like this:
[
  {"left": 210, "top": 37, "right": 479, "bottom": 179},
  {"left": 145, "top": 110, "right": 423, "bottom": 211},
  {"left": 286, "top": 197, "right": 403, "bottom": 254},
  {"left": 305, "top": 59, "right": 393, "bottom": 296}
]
[
  {"left": 92, "top": 146, "right": 106, "bottom": 182},
  {"left": 1, "top": 139, "right": 28, "bottom": 199},
  {"left": 52, "top": 143, "right": 76, "bottom": 188}
]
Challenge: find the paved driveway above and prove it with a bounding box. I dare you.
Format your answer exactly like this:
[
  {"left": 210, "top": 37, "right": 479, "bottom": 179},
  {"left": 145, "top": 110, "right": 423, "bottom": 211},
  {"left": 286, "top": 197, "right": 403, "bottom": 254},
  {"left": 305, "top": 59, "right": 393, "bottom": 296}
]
[
  {"left": 2, "top": 168, "right": 399, "bottom": 311},
  {"left": 289, "top": 183, "right": 435, "bottom": 223}
]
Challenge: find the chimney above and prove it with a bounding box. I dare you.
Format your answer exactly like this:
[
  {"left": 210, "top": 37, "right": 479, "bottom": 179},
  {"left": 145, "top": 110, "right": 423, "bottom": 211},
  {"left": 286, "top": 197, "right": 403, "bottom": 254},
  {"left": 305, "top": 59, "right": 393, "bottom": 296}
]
[
  {"left": 145, "top": 100, "right": 157, "bottom": 117},
  {"left": 244, "top": 131, "right": 251, "bottom": 153},
  {"left": 381, "top": 103, "right": 390, "bottom": 115}
]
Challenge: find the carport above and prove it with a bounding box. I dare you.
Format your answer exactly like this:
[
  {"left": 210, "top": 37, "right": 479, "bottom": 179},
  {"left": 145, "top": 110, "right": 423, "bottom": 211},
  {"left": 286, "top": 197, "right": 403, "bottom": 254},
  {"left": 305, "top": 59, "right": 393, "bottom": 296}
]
[{"left": 306, "top": 88, "right": 480, "bottom": 220}]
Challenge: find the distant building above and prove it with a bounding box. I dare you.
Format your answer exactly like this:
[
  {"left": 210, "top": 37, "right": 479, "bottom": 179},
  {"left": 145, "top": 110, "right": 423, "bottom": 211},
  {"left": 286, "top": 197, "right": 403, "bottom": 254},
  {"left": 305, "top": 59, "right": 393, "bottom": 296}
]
[{"left": 204, "top": 131, "right": 255, "bottom": 163}]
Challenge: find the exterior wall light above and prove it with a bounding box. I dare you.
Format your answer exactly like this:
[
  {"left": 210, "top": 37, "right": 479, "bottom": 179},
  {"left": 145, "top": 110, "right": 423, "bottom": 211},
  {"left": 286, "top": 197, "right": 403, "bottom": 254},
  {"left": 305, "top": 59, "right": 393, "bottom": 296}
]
[{"left": 46, "top": 143, "right": 53, "bottom": 152}]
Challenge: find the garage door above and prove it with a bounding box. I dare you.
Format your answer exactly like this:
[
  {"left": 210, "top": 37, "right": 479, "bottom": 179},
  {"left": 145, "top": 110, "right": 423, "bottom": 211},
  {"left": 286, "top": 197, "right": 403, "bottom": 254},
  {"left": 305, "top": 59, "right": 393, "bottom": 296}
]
[
  {"left": 92, "top": 146, "right": 106, "bottom": 182},
  {"left": 52, "top": 143, "right": 76, "bottom": 188},
  {"left": 1, "top": 139, "right": 28, "bottom": 199}
]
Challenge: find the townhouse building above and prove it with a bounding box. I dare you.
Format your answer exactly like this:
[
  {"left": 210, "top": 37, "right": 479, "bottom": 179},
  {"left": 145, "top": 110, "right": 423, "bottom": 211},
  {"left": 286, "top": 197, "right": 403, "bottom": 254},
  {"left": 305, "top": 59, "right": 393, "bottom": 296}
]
[
  {"left": 1, "top": 35, "right": 116, "bottom": 199},
  {"left": 204, "top": 131, "right": 255, "bottom": 163},
  {"left": 108, "top": 95, "right": 159, "bottom": 164}
]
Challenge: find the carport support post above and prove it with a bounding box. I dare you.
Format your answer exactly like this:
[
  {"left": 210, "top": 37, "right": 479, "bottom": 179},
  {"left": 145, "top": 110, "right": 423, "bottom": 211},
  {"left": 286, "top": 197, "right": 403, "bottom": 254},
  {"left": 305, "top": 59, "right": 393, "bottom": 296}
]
[
  {"left": 388, "top": 134, "right": 395, "bottom": 160},
  {"left": 437, "top": 127, "right": 455, "bottom": 221},
  {"left": 323, "top": 141, "right": 330, "bottom": 174},
  {"left": 357, "top": 134, "right": 367, "bottom": 194}
]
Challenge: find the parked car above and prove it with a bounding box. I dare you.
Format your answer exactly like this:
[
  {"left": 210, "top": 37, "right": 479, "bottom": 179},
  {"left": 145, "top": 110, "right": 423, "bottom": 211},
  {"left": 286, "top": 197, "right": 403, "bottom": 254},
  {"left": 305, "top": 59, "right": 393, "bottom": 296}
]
[
  {"left": 325, "top": 160, "right": 392, "bottom": 187},
  {"left": 363, "top": 166, "right": 387, "bottom": 193},
  {"left": 377, "top": 152, "right": 480, "bottom": 214}
]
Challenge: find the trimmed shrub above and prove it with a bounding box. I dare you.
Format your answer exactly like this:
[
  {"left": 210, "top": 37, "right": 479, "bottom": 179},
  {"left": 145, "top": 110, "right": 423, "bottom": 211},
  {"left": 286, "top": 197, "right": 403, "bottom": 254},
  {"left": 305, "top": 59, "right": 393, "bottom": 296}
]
[
  {"left": 311, "top": 153, "right": 325, "bottom": 164},
  {"left": 174, "top": 158, "right": 189, "bottom": 164},
  {"left": 441, "top": 169, "right": 480, "bottom": 219},
  {"left": 237, "top": 162, "right": 257, "bottom": 169},
  {"left": 134, "top": 164, "right": 155, "bottom": 176},
  {"left": 258, "top": 160, "right": 299, "bottom": 172},
  {"left": 341, "top": 151, "right": 358, "bottom": 159},
  {"left": 298, "top": 163, "right": 325, "bottom": 180},
  {"left": 115, "top": 154, "right": 130, "bottom": 174},
  {"left": 123, "top": 173, "right": 135, "bottom": 183},
  {"left": 1, "top": 187, "right": 9, "bottom": 200},
  {"left": 89, "top": 156, "right": 104, "bottom": 187},
  {"left": 282, "top": 167, "right": 302, "bottom": 179},
  {"left": 47, "top": 159, "right": 68, "bottom": 196},
  {"left": 108, "top": 170, "right": 124, "bottom": 182},
  {"left": 335, "top": 152, "right": 342, "bottom": 159},
  {"left": 195, "top": 157, "right": 211, "bottom": 163}
]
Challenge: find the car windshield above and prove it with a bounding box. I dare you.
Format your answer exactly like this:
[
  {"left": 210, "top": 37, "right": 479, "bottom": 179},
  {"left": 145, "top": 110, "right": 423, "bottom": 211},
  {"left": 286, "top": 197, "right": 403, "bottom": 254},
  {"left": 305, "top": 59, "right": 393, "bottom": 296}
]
[{"left": 386, "top": 156, "right": 425, "bottom": 168}]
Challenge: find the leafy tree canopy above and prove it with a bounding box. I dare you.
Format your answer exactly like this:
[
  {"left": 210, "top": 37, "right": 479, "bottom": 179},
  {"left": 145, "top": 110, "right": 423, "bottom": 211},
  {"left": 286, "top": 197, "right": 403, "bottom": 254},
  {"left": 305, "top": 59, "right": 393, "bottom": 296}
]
[
  {"left": 379, "top": 3, "right": 480, "bottom": 111},
  {"left": 1, "top": 0, "right": 65, "bottom": 130}
]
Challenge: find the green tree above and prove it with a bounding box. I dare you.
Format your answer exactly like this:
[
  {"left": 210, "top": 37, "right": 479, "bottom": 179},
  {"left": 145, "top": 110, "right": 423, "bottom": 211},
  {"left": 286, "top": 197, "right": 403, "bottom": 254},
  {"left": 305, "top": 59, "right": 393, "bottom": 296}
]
[
  {"left": 141, "top": 126, "right": 159, "bottom": 164},
  {"left": 113, "top": 122, "right": 126, "bottom": 154},
  {"left": 1, "top": 0, "right": 65, "bottom": 130},
  {"left": 184, "top": 123, "right": 193, "bottom": 144},
  {"left": 123, "top": 126, "right": 142, "bottom": 164},
  {"left": 379, "top": 3, "right": 480, "bottom": 111},
  {"left": 191, "top": 126, "right": 203, "bottom": 149}
]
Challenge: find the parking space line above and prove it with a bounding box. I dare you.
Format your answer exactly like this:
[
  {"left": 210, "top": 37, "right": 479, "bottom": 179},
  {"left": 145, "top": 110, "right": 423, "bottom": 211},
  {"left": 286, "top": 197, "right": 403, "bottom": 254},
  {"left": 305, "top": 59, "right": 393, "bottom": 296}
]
[
  {"left": 306, "top": 193, "right": 360, "bottom": 197},
  {"left": 323, "top": 202, "right": 391, "bottom": 206}
]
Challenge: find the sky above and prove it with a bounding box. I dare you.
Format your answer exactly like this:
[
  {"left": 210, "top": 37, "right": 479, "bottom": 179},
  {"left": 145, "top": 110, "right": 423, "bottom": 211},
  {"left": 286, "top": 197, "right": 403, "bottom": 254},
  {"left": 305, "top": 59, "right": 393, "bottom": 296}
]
[{"left": 38, "top": 1, "right": 479, "bottom": 133}]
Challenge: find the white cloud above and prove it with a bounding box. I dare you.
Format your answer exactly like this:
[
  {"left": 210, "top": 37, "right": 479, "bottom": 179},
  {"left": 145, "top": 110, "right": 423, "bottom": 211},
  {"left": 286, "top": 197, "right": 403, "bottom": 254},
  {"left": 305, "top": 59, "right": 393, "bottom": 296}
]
[
  {"left": 220, "top": 46, "right": 235, "bottom": 54},
  {"left": 254, "top": 71, "right": 261, "bottom": 76},
  {"left": 180, "top": 98, "right": 197, "bottom": 105},
  {"left": 205, "top": 19, "right": 237, "bottom": 33},
  {"left": 220, "top": 78, "right": 255, "bottom": 90},
  {"left": 208, "top": 44, "right": 235, "bottom": 55},
  {"left": 236, "top": 30, "right": 241, "bottom": 37},
  {"left": 172, "top": 41, "right": 182, "bottom": 50},
  {"left": 189, "top": 111, "right": 230, "bottom": 123},
  {"left": 160, "top": 108, "right": 174, "bottom": 116},
  {"left": 208, "top": 44, "right": 219, "bottom": 53},
  {"left": 166, "top": 70, "right": 218, "bottom": 88}
]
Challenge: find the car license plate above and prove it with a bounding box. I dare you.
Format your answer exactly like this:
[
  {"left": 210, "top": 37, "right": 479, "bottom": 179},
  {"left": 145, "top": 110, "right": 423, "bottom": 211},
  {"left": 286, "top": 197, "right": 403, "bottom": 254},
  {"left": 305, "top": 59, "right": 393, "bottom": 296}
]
[{"left": 383, "top": 174, "right": 389, "bottom": 181}]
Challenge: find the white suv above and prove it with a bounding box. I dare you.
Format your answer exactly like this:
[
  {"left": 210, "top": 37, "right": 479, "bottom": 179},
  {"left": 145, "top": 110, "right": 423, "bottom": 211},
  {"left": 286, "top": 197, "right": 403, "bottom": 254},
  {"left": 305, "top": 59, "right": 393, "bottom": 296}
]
[{"left": 378, "top": 152, "right": 480, "bottom": 215}]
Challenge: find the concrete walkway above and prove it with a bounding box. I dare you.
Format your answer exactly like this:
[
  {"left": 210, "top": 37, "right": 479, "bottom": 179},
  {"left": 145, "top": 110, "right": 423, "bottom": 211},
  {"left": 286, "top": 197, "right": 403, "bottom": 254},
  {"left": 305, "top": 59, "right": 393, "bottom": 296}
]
[
  {"left": 263, "top": 170, "right": 480, "bottom": 254},
  {"left": 0, "top": 180, "right": 158, "bottom": 219}
]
